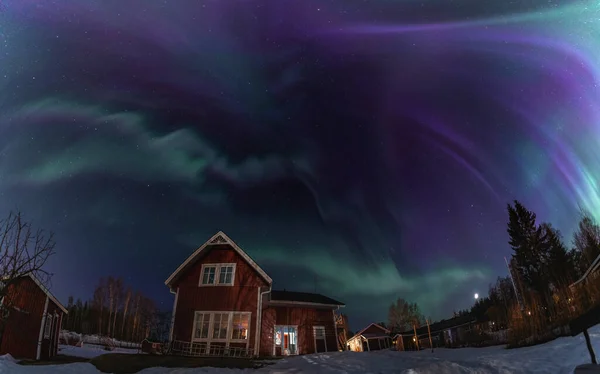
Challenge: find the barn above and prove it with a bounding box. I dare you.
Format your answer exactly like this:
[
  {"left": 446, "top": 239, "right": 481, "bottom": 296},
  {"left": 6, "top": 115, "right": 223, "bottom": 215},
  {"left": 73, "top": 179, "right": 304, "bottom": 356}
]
[
  {"left": 165, "top": 231, "right": 345, "bottom": 357},
  {"left": 0, "top": 273, "right": 68, "bottom": 360}
]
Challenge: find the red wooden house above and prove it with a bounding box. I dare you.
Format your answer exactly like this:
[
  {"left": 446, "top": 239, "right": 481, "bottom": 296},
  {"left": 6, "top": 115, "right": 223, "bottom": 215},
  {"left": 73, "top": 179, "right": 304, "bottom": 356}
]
[
  {"left": 165, "top": 231, "right": 345, "bottom": 357},
  {"left": 0, "top": 273, "right": 67, "bottom": 360}
]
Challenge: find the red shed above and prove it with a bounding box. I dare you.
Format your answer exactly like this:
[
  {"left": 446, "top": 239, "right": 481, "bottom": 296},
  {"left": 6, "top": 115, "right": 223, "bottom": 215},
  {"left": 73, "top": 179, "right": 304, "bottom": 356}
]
[
  {"left": 0, "top": 273, "right": 68, "bottom": 360},
  {"left": 347, "top": 323, "right": 393, "bottom": 352},
  {"left": 165, "top": 231, "right": 345, "bottom": 357}
]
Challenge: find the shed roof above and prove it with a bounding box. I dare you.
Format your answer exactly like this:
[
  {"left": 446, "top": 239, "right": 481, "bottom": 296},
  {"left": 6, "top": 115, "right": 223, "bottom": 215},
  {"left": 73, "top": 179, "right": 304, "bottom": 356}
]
[
  {"left": 24, "top": 273, "right": 68, "bottom": 314},
  {"left": 347, "top": 323, "right": 390, "bottom": 343}
]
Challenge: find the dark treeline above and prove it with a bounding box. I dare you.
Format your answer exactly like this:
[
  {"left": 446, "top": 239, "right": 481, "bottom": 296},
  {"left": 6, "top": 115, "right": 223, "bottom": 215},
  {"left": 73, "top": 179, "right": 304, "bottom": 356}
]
[
  {"left": 62, "top": 276, "right": 160, "bottom": 343},
  {"left": 469, "top": 200, "right": 600, "bottom": 346}
]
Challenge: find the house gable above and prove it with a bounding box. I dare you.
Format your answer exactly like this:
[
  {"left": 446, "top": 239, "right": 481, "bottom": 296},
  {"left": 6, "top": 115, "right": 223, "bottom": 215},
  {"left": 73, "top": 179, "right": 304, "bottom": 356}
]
[
  {"left": 352, "top": 323, "right": 389, "bottom": 339},
  {"left": 165, "top": 231, "right": 272, "bottom": 290}
]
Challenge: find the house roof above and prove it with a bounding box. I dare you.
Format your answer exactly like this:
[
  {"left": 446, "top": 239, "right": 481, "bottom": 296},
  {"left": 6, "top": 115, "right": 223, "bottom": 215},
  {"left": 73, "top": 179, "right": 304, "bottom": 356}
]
[
  {"left": 362, "top": 332, "right": 390, "bottom": 339},
  {"left": 269, "top": 290, "right": 344, "bottom": 307},
  {"left": 164, "top": 231, "right": 272, "bottom": 289},
  {"left": 348, "top": 323, "right": 390, "bottom": 342},
  {"left": 25, "top": 273, "right": 68, "bottom": 314}
]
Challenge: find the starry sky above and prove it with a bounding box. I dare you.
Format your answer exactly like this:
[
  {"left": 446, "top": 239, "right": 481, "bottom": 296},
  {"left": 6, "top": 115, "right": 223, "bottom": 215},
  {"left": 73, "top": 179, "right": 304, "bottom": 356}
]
[{"left": 1, "top": 0, "right": 599, "bottom": 331}]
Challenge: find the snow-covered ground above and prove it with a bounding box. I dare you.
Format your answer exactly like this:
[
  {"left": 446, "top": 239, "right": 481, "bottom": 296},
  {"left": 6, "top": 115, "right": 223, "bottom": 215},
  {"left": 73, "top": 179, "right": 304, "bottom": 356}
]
[
  {"left": 58, "top": 344, "right": 140, "bottom": 359},
  {"left": 5, "top": 326, "right": 600, "bottom": 373}
]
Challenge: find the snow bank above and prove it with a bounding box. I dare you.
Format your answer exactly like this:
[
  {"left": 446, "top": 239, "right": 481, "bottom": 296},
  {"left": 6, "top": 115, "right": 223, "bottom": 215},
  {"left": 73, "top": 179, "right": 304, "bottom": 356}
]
[
  {"left": 82, "top": 333, "right": 140, "bottom": 348},
  {"left": 59, "top": 344, "right": 140, "bottom": 359},
  {"left": 0, "top": 354, "right": 18, "bottom": 363},
  {"left": 59, "top": 330, "right": 141, "bottom": 348}
]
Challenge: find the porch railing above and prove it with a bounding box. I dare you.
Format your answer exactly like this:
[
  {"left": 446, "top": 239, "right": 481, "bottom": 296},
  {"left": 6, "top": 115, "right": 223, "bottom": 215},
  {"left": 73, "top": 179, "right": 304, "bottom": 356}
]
[{"left": 169, "top": 340, "right": 254, "bottom": 358}]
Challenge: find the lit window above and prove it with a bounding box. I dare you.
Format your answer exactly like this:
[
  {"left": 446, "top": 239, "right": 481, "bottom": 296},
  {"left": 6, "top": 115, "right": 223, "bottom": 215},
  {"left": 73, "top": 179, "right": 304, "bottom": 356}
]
[
  {"left": 219, "top": 266, "right": 234, "bottom": 285},
  {"left": 231, "top": 313, "right": 250, "bottom": 340},
  {"left": 194, "top": 313, "right": 210, "bottom": 339},
  {"left": 44, "top": 315, "right": 53, "bottom": 338},
  {"left": 212, "top": 313, "right": 229, "bottom": 339},
  {"left": 201, "top": 266, "right": 216, "bottom": 285}
]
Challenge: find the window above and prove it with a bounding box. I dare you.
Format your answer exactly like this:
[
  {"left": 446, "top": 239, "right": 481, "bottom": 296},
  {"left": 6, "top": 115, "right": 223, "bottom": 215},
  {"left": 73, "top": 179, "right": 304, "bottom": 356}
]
[
  {"left": 201, "top": 266, "right": 216, "bottom": 285},
  {"left": 313, "top": 326, "right": 325, "bottom": 339},
  {"left": 219, "top": 266, "right": 234, "bottom": 285},
  {"left": 231, "top": 313, "right": 250, "bottom": 340},
  {"left": 44, "top": 315, "right": 53, "bottom": 338},
  {"left": 212, "top": 313, "right": 229, "bottom": 339},
  {"left": 199, "top": 264, "right": 236, "bottom": 286},
  {"left": 194, "top": 312, "right": 210, "bottom": 339},
  {"left": 192, "top": 311, "right": 251, "bottom": 343}
]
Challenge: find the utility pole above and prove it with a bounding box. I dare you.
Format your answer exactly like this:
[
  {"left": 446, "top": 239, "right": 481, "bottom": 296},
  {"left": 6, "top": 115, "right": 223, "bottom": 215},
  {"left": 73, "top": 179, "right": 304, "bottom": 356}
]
[
  {"left": 426, "top": 319, "right": 433, "bottom": 353},
  {"left": 413, "top": 323, "right": 420, "bottom": 351}
]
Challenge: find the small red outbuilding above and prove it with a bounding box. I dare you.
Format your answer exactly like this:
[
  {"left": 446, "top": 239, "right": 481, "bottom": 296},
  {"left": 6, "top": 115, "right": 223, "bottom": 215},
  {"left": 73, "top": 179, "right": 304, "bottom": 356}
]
[{"left": 0, "top": 273, "right": 68, "bottom": 360}]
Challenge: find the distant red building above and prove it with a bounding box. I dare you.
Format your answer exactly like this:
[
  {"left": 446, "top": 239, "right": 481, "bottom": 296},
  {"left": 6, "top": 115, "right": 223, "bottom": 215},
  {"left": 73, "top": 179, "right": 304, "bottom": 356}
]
[
  {"left": 347, "top": 323, "right": 392, "bottom": 352},
  {"left": 0, "top": 273, "right": 67, "bottom": 360},
  {"left": 165, "top": 231, "right": 345, "bottom": 357}
]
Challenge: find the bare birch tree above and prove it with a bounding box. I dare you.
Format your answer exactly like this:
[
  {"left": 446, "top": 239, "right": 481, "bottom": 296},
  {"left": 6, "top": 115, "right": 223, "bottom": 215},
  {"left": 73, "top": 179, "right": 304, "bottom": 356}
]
[
  {"left": 0, "top": 211, "right": 56, "bottom": 290},
  {"left": 121, "top": 287, "right": 132, "bottom": 338},
  {"left": 93, "top": 278, "right": 106, "bottom": 335},
  {"left": 107, "top": 276, "right": 115, "bottom": 337},
  {"left": 111, "top": 277, "right": 123, "bottom": 337}
]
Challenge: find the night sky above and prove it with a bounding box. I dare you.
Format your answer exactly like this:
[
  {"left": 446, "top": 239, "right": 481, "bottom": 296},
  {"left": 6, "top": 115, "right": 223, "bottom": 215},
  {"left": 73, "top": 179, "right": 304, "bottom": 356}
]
[{"left": 1, "top": 0, "right": 599, "bottom": 331}]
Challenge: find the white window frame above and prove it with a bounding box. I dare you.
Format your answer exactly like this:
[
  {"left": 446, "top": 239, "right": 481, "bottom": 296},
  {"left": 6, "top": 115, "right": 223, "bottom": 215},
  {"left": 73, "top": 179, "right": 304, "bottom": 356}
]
[
  {"left": 44, "top": 314, "right": 53, "bottom": 338},
  {"left": 199, "top": 263, "right": 236, "bottom": 286},
  {"left": 191, "top": 311, "right": 251, "bottom": 347},
  {"left": 193, "top": 312, "right": 211, "bottom": 340}
]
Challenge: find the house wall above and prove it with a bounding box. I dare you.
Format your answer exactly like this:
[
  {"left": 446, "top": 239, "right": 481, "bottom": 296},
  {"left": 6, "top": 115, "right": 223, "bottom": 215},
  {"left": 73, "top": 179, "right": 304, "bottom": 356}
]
[
  {"left": 259, "top": 305, "right": 338, "bottom": 356},
  {"left": 40, "top": 300, "right": 64, "bottom": 360},
  {"left": 171, "top": 244, "right": 269, "bottom": 353},
  {"left": 0, "top": 277, "right": 46, "bottom": 360}
]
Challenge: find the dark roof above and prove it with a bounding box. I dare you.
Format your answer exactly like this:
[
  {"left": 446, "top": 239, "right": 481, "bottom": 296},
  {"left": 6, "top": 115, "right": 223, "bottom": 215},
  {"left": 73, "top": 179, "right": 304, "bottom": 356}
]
[{"left": 269, "top": 290, "right": 344, "bottom": 306}]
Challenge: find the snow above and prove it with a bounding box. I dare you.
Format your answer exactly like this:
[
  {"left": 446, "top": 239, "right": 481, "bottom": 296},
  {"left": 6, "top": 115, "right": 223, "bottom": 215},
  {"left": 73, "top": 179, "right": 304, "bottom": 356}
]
[
  {"left": 59, "top": 330, "right": 141, "bottom": 349},
  {"left": 58, "top": 344, "right": 141, "bottom": 359},
  {"left": 5, "top": 326, "right": 600, "bottom": 373}
]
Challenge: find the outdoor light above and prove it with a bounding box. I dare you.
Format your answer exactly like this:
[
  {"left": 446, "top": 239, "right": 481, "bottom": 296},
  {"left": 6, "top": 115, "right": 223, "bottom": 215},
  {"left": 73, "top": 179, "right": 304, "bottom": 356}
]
[{"left": 474, "top": 293, "right": 479, "bottom": 300}]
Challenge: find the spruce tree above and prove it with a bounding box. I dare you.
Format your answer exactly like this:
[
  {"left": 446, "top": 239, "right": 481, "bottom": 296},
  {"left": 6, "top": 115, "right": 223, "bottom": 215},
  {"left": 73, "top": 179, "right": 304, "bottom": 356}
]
[
  {"left": 506, "top": 200, "right": 549, "bottom": 303},
  {"left": 541, "top": 223, "right": 576, "bottom": 289}
]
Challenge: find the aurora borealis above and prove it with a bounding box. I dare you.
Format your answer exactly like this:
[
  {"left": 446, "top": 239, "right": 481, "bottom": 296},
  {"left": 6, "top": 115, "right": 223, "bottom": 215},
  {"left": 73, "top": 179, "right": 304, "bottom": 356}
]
[{"left": 1, "top": 0, "right": 600, "bottom": 329}]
